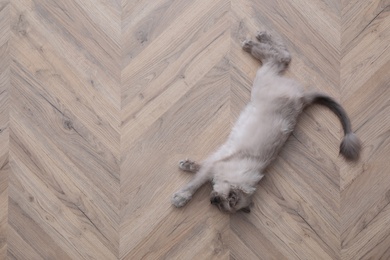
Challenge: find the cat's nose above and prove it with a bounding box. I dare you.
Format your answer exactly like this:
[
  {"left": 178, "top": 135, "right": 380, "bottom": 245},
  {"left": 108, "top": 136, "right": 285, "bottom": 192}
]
[{"left": 210, "top": 195, "right": 221, "bottom": 205}]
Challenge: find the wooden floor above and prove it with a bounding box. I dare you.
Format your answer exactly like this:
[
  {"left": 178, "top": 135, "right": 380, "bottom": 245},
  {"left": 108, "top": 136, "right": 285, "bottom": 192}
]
[{"left": 0, "top": 0, "right": 389, "bottom": 259}]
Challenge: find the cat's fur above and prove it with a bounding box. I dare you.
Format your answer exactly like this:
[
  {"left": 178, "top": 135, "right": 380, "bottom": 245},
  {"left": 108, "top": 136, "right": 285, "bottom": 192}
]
[{"left": 171, "top": 31, "right": 361, "bottom": 213}]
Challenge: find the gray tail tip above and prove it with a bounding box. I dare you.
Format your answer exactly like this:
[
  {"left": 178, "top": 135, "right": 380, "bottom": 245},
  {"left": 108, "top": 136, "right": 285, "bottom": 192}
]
[{"left": 340, "top": 133, "right": 361, "bottom": 161}]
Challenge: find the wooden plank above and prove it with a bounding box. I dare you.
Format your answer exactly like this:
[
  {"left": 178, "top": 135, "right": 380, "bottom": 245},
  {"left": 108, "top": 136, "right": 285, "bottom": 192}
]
[
  {"left": 0, "top": 0, "right": 388, "bottom": 258},
  {"left": 0, "top": 1, "right": 9, "bottom": 259}
]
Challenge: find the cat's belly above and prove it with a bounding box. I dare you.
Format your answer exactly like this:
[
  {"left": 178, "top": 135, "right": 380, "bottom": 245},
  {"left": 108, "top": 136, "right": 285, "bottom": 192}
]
[{"left": 229, "top": 107, "right": 297, "bottom": 157}]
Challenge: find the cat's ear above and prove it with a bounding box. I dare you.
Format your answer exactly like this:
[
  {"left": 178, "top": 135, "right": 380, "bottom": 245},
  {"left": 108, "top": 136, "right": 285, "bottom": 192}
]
[
  {"left": 241, "top": 206, "right": 251, "bottom": 213},
  {"left": 241, "top": 201, "right": 254, "bottom": 213},
  {"left": 210, "top": 194, "right": 222, "bottom": 205}
]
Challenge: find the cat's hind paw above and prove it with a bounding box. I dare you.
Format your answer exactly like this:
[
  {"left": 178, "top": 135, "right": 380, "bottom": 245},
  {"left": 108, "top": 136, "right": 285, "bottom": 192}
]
[{"left": 256, "top": 31, "right": 272, "bottom": 43}]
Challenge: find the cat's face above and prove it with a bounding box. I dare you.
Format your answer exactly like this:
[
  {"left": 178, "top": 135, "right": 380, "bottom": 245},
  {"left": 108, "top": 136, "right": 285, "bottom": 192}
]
[{"left": 210, "top": 188, "right": 253, "bottom": 213}]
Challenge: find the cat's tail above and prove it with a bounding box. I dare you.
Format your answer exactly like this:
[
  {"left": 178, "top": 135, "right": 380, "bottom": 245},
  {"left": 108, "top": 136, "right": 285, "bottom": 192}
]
[{"left": 303, "top": 92, "right": 361, "bottom": 161}]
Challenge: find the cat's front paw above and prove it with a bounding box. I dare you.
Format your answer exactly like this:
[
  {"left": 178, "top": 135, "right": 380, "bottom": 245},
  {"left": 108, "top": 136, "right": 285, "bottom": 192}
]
[
  {"left": 171, "top": 190, "right": 192, "bottom": 207},
  {"left": 179, "top": 159, "right": 199, "bottom": 172}
]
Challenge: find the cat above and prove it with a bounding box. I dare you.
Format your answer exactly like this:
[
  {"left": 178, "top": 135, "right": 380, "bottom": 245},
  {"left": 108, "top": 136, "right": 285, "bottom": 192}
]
[{"left": 171, "top": 31, "right": 361, "bottom": 213}]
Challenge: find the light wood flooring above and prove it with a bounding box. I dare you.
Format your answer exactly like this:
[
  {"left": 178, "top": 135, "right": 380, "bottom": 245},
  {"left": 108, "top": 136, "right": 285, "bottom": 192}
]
[{"left": 0, "top": 0, "right": 390, "bottom": 259}]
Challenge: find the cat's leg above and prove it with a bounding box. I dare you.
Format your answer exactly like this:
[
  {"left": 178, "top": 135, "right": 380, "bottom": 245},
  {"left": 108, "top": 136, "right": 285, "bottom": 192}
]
[
  {"left": 179, "top": 159, "right": 200, "bottom": 173},
  {"left": 243, "top": 33, "right": 291, "bottom": 73},
  {"left": 256, "top": 31, "right": 290, "bottom": 59},
  {"left": 172, "top": 164, "right": 212, "bottom": 207},
  {"left": 256, "top": 31, "right": 280, "bottom": 45},
  {"left": 256, "top": 31, "right": 274, "bottom": 44},
  {"left": 242, "top": 40, "right": 273, "bottom": 61}
]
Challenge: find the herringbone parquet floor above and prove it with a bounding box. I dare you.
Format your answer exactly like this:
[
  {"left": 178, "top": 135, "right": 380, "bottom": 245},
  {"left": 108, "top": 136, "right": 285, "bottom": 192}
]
[{"left": 0, "top": 0, "right": 389, "bottom": 259}]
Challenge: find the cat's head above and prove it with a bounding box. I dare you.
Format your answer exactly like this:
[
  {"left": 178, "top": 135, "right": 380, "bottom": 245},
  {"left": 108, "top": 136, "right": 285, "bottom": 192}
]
[{"left": 209, "top": 181, "right": 255, "bottom": 213}]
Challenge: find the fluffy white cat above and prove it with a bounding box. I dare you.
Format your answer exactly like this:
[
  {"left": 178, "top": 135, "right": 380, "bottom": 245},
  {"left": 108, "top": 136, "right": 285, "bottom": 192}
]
[{"left": 172, "top": 31, "right": 361, "bottom": 213}]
